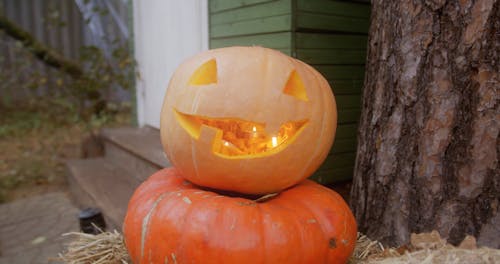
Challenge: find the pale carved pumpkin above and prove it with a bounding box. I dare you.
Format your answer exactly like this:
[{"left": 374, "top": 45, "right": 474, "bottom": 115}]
[
  {"left": 123, "top": 168, "right": 357, "bottom": 264},
  {"left": 160, "top": 47, "right": 337, "bottom": 194}
]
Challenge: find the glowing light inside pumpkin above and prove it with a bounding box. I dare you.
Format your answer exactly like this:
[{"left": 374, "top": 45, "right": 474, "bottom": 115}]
[
  {"left": 271, "top": 136, "right": 278, "bottom": 147},
  {"left": 174, "top": 109, "right": 308, "bottom": 158}
]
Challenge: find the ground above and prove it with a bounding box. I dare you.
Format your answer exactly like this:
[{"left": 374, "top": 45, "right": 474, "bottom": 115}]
[
  {"left": 0, "top": 192, "right": 79, "bottom": 263},
  {"left": 0, "top": 99, "right": 131, "bottom": 203}
]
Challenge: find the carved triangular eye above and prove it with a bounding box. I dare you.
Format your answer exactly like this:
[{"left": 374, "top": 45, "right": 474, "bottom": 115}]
[
  {"left": 283, "top": 70, "right": 309, "bottom": 101},
  {"left": 188, "top": 59, "right": 217, "bottom": 85}
]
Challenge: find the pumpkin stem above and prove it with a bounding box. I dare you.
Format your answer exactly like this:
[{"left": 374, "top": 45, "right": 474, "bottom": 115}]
[{"left": 254, "top": 193, "right": 279, "bottom": 203}]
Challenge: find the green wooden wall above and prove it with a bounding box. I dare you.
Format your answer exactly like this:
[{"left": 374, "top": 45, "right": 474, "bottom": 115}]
[{"left": 209, "top": 0, "right": 370, "bottom": 184}]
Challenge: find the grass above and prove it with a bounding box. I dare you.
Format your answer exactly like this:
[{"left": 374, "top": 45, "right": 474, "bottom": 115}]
[{"left": 0, "top": 99, "right": 131, "bottom": 203}]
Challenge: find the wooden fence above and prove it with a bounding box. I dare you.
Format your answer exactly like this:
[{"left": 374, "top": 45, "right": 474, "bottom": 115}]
[{"left": 0, "top": 0, "right": 128, "bottom": 102}]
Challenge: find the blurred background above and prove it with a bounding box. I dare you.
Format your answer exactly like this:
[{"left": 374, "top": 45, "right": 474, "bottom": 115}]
[
  {"left": 0, "top": 0, "right": 133, "bottom": 203},
  {"left": 0, "top": 0, "right": 371, "bottom": 262},
  {"left": 1, "top": 0, "right": 370, "bottom": 207}
]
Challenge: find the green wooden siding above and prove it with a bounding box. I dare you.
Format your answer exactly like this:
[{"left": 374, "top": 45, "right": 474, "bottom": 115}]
[
  {"left": 209, "top": 0, "right": 370, "bottom": 185},
  {"left": 296, "top": 33, "right": 368, "bottom": 49},
  {"left": 210, "top": 0, "right": 276, "bottom": 13},
  {"left": 320, "top": 153, "right": 357, "bottom": 170},
  {"left": 210, "top": 32, "right": 292, "bottom": 49},
  {"left": 315, "top": 65, "right": 365, "bottom": 80},
  {"left": 296, "top": 0, "right": 370, "bottom": 18},
  {"left": 296, "top": 49, "right": 367, "bottom": 64},
  {"left": 330, "top": 80, "right": 364, "bottom": 95},
  {"left": 338, "top": 108, "right": 362, "bottom": 124},
  {"left": 211, "top": 14, "right": 292, "bottom": 37},
  {"left": 296, "top": 13, "right": 369, "bottom": 33},
  {"left": 211, "top": 0, "right": 291, "bottom": 25}
]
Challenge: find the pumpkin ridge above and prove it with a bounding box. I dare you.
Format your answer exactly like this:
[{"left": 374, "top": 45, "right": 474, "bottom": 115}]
[
  {"left": 287, "top": 206, "right": 309, "bottom": 262},
  {"left": 191, "top": 135, "right": 200, "bottom": 181},
  {"left": 139, "top": 191, "right": 170, "bottom": 262},
  {"left": 172, "top": 191, "right": 212, "bottom": 261},
  {"left": 295, "top": 183, "right": 356, "bottom": 262},
  {"left": 285, "top": 183, "right": 348, "bottom": 259},
  {"left": 255, "top": 203, "right": 267, "bottom": 263},
  {"left": 296, "top": 62, "right": 328, "bottom": 179}
]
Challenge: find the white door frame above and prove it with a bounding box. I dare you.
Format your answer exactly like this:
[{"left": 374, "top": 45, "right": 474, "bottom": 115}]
[{"left": 133, "top": 0, "right": 209, "bottom": 128}]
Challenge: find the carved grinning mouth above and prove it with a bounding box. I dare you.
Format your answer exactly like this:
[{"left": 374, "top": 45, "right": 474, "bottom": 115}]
[{"left": 173, "top": 109, "right": 308, "bottom": 158}]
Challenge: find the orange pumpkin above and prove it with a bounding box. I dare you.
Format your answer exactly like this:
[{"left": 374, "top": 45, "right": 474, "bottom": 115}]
[
  {"left": 160, "top": 47, "right": 337, "bottom": 194},
  {"left": 124, "top": 168, "right": 357, "bottom": 264}
]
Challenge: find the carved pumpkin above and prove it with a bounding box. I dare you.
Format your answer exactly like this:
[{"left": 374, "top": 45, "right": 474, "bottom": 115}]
[
  {"left": 123, "top": 168, "right": 357, "bottom": 264},
  {"left": 160, "top": 47, "right": 337, "bottom": 194}
]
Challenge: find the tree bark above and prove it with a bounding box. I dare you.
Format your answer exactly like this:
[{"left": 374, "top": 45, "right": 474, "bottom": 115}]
[
  {"left": 0, "top": 13, "right": 84, "bottom": 79},
  {"left": 351, "top": 0, "right": 499, "bottom": 248}
]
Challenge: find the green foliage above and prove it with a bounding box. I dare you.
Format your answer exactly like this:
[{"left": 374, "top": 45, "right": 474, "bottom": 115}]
[
  {"left": 46, "top": 4, "right": 67, "bottom": 28},
  {"left": 0, "top": 99, "right": 74, "bottom": 139},
  {"left": 0, "top": 31, "right": 47, "bottom": 106},
  {"left": 68, "top": 43, "right": 135, "bottom": 119}
]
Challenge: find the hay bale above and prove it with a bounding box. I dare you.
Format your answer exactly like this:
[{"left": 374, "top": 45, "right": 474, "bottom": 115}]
[
  {"left": 59, "top": 230, "right": 499, "bottom": 264},
  {"left": 58, "top": 230, "right": 130, "bottom": 264},
  {"left": 351, "top": 231, "right": 500, "bottom": 264},
  {"left": 363, "top": 247, "right": 500, "bottom": 264}
]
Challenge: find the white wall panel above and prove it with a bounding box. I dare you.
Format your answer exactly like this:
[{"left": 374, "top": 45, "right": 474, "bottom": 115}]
[{"left": 133, "top": 0, "right": 208, "bottom": 127}]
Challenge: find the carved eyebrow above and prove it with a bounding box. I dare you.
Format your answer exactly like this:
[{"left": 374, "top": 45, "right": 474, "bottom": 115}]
[
  {"left": 188, "top": 59, "right": 217, "bottom": 85},
  {"left": 283, "top": 70, "right": 309, "bottom": 101}
]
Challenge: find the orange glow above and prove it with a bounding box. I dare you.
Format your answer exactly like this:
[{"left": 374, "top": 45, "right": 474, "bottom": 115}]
[
  {"left": 174, "top": 109, "right": 308, "bottom": 158},
  {"left": 283, "top": 70, "right": 309, "bottom": 101},
  {"left": 188, "top": 59, "right": 217, "bottom": 85}
]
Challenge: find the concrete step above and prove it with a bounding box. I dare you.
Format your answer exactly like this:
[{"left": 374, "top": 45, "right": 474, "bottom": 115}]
[
  {"left": 66, "top": 158, "right": 140, "bottom": 231},
  {"left": 101, "top": 126, "right": 171, "bottom": 182}
]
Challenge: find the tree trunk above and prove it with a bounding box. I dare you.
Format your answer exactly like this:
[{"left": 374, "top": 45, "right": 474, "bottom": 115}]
[{"left": 351, "top": 0, "right": 499, "bottom": 248}]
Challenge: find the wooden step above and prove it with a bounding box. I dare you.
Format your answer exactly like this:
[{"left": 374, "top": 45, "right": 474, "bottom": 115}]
[
  {"left": 66, "top": 158, "right": 141, "bottom": 230},
  {"left": 101, "top": 126, "right": 171, "bottom": 182}
]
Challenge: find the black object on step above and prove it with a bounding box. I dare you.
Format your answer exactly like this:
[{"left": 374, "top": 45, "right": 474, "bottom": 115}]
[{"left": 78, "top": 207, "right": 106, "bottom": 234}]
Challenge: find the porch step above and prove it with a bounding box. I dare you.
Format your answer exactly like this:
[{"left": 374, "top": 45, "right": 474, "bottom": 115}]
[
  {"left": 101, "top": 126, "right": 170, "bottom": 182},
  {"left": 66, "top": 126, "right": 171, "bottom": 230},
  {"left": 66, "top": 158, "right": 140, "bottom": 231}
]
